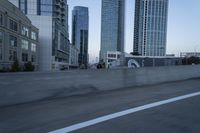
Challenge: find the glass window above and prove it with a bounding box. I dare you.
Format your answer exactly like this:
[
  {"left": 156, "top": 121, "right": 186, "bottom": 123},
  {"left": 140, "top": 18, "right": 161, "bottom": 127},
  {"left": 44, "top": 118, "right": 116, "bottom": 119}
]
[
  {"left": 9, "top": 50, "right": 17, "bottom": 61},
  {"left": 22, "top": 53, "right": 28, "bottom": 62},
  {"left": 9, "top": 50, "right": 13, "bottom": 61},
  {"left": 19, "top": 0, "right": 27, "bottom": 14},
  {"left": 37, "top": 0, "right": 53, "bottom": 16},
  {"left": 31, "top": 31, "right": 37, "bottom": 40},
  {"left": 21, "top": 26, "right": 29, "bottom": 37},
  {"left": 13, "top": 51, "right": 17, "bottom": 61},
  {"left": 0, "top": 31, "right": 3, "bottom": 44},
  {"left": 31, "top": 43, "right": 36, "bottom": 52},
  {"left": 31, "top": 55, "right": 36, "bottom": 62},
  {"left": 117, "top": 55, "right": 121, "bottom": 59},
  {"left": 0, "top": 14, "right": 3, "bottom": 25},
  {"left": 9, "top": 35, "right": 17, "bottom": 47},
  {"left": 0, "top": 32, "right": 2, "bottom": 60},
  {"left": 9, "top": 19, "right": 18, "bottom": 32},
  {"left": 0, "top": 48, "right": 2, "bottom": 60},
  {"left": 21, "top": 39, "right": 29, "bottom": 50}
]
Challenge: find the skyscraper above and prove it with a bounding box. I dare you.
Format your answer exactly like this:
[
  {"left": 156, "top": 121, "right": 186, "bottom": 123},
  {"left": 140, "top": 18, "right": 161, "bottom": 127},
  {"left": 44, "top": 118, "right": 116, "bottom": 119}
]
[
  {"left": 9, "top": 0, "right": 70, "bottom": 71},
  {"left": 133, "top": 0, "right": 169, "bottom": 56},
  {"left": 100, "top": 0, "right": 125, "bottom": 61},
  {"left": 72, "top": 6, "right": 89, "bottom": 68}
]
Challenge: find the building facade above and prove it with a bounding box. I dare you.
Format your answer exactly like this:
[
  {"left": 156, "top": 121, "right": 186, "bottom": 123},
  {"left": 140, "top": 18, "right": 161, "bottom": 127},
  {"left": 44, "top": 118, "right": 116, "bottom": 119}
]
[
  {"left": 133, "top": 0, "right": 169, "bottom": 56},
  {"left": 105, "top": 51, "right": 122, "bottom": 68},
  {"left": 125, "top": 56, "right": 181, "bottom": 68},
  {"left": 9, "top": 0, "right": 70, "bottom": 71},
  {"left": 0, "top": 0, "right": 39, "bottom": 70},
  {"left": 72, "top": 6, "right": 89, "bottom": 68},
  {"left": 100, "top": 0, "right": 125, "bottom": 61},
  {"left": 180, "top": 52, "right": 200, "bottom": 58},
  {"left": 106, "top": 53, "right": 182, "bottom": 69}
]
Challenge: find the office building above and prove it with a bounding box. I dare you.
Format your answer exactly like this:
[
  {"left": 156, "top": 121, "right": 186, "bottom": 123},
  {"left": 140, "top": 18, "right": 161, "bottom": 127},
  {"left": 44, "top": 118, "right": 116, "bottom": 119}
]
[
  {"left": 100, "top": 0, "right": 125, "bottom": 61},
  {"left": 72, "top": 6, "right": 89, "bottom": 68},
  {"left": 133, "top": 0, "right": 169, "bottom": 56},
  {"left": 9, "top": 0, "right": 70, "bottom": 71},
  {"left": 0, "top": 0, "right": 39, "bottom": 70}
]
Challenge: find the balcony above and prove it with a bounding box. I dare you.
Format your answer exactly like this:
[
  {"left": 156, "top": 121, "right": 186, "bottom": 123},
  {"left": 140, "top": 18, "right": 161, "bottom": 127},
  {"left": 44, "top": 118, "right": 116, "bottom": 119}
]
[
  {"left": 61, "top": 12, "right": 65, "bottom": 17},
  {"left": 55, "top": 3, "right": 61, "bottom": 8}
]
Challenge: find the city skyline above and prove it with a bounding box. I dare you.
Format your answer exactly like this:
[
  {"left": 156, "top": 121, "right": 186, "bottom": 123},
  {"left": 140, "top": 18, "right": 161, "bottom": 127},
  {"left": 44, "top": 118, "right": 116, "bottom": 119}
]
[{"left": 68, "top": 0, "right": 200, "bottom": 63}]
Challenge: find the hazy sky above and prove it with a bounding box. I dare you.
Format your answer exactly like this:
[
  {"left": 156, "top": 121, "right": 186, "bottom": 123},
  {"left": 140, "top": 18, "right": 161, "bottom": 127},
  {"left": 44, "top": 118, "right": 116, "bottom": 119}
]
[{"left": 68, "top": 0, "right": 200, "bottom": 62}]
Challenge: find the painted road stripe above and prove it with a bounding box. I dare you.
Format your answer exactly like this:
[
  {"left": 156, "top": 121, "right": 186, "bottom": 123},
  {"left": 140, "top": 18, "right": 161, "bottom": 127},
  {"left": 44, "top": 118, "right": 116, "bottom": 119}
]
[{"left": 49, "top": 91, "right": 200, "bottom": 133}]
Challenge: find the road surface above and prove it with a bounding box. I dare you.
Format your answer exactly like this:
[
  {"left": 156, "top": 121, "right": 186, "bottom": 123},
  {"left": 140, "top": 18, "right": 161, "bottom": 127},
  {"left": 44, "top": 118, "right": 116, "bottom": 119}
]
[{"left": 0, "top": 78, "right": 200, "bottom": 133}]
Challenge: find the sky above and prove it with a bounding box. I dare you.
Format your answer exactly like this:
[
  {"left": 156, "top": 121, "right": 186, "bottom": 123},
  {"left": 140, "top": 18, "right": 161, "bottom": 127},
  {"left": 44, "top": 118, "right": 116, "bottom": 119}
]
[{"left": 68, "top": 0, "right": 200, "bottom": 63}]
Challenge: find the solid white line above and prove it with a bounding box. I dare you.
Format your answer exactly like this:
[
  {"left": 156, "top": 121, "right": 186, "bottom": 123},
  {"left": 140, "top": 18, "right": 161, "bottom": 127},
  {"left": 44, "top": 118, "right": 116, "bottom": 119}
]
[{"left": 49, "top": 91, "right": 200, "bottom": 133}]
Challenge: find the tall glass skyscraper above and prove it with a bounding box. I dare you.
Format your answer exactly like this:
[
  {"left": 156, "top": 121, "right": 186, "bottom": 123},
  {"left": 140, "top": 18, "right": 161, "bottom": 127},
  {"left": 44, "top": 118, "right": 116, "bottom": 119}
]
[
  {"left": 133, "top": 0, "right": 169, "bottom": 56},
  {"left": 9, "top": 0, "right": 70, "bottom": 71},
  {"left": 72, "top": 6, "right": 89, "bottom": 68},
  {"left": 100, "top": 0, "right": 125, "bottom": 61}
]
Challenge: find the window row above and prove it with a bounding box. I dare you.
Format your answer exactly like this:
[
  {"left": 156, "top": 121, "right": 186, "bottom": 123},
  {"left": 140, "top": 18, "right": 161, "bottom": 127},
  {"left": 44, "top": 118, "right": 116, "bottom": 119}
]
[
  {"left": 107, "top": 54, "right": 121, "bottom": 59},
  {"left": 21, "top": 25, "right": 37, "bottom": 40},
  {"left": 108, "top": 54, "right": 116, "bottom": 58},
  {"left": 22, "top": 53, "right": 36, "bottom": 62},
  {"left": 8, "top": 35, "right": 36, "bottom": 52},
  {"left": 9, "top": 50, "right": 36, "bottom": 62},
  {"left": 0, "top": 13, "right": 37, "bottom": 40}
]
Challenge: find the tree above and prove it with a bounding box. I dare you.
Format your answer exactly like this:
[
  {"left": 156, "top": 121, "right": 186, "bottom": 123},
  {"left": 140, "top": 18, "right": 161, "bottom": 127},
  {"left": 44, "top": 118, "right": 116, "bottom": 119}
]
[
  {"left": 97, "top": 62, "right": 106, "bottom": 69},
  {"left": 24, "top": 62, "right": 35, "bottom": 71},
  {"left": 11, "top": 60, "right": 21, "bottom": 72}
]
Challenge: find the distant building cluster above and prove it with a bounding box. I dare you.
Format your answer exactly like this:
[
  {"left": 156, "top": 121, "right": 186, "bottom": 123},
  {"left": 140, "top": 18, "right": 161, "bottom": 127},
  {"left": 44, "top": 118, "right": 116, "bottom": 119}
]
[
  {"left": 100, "top": 0, "right": 170, "bottom": 68},
  {"left": 0, "top": 0, "right": 194, "bottom": 71}
]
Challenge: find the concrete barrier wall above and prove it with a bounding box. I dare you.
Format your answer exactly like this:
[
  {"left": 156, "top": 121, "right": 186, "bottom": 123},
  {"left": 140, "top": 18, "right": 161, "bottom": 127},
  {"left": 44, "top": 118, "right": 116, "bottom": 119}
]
[{"left": 0, "top": 65, "right": 200, "bottom": 107}]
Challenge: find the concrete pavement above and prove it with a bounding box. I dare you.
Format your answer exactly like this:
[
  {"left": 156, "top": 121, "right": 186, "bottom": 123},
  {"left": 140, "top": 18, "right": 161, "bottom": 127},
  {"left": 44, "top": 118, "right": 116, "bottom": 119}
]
[
  {"left": 0, "top": 78, "right": 200, "bottom": 133},
  {"left": 74, "top": 96, "right": 200, "bottom": 133}
]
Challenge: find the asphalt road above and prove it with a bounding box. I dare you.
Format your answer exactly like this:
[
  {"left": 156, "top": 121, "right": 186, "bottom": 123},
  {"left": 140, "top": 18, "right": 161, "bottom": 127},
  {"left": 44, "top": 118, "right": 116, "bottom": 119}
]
[{"left": 0, "top": 78, "right": 200, "bottom": 133}]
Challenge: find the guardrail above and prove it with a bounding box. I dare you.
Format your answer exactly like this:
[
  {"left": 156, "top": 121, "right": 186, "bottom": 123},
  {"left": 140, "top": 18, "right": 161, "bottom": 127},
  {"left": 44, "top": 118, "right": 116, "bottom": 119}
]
[{"left": 0, "top": 65, "right": 200, "bottom": 107}]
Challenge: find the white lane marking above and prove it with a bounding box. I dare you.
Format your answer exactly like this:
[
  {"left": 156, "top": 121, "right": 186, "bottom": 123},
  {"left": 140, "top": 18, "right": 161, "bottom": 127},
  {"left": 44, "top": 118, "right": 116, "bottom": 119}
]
[{"left": 49, "top": 91, "right": 200, "bottom": 133}]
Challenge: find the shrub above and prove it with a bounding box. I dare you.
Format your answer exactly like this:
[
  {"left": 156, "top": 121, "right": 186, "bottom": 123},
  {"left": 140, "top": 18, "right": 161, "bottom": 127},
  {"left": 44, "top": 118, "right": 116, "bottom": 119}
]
[
  {"left": 11, "top": 60, "right": 21, "bottom": 72},
  {"left": 24, "top": 62, "right": 35, "bottom": 72}
]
